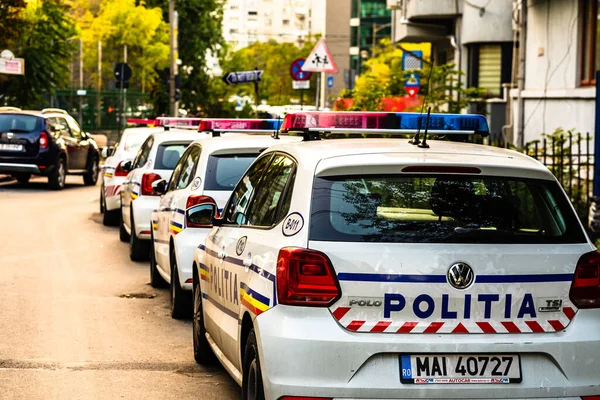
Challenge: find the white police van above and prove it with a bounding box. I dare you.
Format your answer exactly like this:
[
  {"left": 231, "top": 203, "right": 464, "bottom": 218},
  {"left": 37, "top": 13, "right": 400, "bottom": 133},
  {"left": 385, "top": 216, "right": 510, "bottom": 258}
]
[
  {"left": 149, "top": 119, "right": 301, "bottom": 318},
  {"left": 191, "top": 111, "right": 600, "bottom": 400}
]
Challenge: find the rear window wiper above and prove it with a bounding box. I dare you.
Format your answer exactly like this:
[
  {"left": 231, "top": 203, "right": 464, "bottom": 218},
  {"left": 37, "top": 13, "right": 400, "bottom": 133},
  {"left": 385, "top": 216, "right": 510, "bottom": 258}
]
[{"left": 454, "top": 227, "right": 542, "bottom": 236}]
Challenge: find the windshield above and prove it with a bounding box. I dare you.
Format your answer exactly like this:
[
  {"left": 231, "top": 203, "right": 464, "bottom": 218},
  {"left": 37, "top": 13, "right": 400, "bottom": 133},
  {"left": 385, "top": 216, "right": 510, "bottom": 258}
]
[
  {"left": 154, "top": 143, "right": 189, "bottom": 170},
  {"left": 204, "top": 154, "right": 258, "bottom": 191},
  {"left": 0, "top": 114, "right": 41, "bottom": 133},
  {"left": 310, "top": 174, "right": 586, "bottom": 244}
]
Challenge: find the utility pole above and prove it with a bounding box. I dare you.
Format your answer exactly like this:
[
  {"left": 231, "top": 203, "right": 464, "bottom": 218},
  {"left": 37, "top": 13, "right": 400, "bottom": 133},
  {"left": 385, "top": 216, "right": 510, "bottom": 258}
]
[
  {"left": 97, "top": 41, "right": 102, "bottom": 129},
  {"left": 169, "top": 0, "right": 179, "bottom": 117},
  {"left": 79, "top": 37, "right": 83, "bottom": 126}
]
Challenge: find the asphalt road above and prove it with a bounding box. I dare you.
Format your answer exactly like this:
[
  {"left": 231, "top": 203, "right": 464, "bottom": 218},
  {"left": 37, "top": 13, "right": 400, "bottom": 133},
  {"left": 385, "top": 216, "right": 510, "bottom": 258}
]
[{"left": 0, "top": 176, "right": 240, "bottom": 399}]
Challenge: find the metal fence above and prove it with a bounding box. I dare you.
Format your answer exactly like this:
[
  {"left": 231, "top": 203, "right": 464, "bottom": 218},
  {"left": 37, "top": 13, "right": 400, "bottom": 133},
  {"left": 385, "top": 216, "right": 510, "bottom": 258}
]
[{"left": 521, "top": 132, "right": 594, "bottom": 218}]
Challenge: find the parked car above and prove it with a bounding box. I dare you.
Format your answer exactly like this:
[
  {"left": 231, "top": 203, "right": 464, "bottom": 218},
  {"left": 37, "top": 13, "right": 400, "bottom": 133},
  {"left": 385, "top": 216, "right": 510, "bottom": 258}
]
[{"left": 0, "top": 108, "right": 99, "bottom": 189}]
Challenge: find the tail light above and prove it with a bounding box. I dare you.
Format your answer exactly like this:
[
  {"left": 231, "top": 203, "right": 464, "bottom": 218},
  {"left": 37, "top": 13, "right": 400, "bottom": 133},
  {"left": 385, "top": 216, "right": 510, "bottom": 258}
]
[
  {"left": 141, "top": 172, "right": 162, "bottom": 196},
  {"left": 186, "top": 195, "right": 217, "bottom": 228},
  {"left": 569, "top": 251, "right": 600, "bottom": 309},
  {"left": 186, "top": 195, "right": 216, "bottom": 209},
  {"left": 276, "top": 248, "right": 341, "bottom": 307},
  {"left": 114, "top": 161, "right": 129, "bottom": 177},
  {"left": 39, "top": 131, "right": 49, "bottom": 150}
]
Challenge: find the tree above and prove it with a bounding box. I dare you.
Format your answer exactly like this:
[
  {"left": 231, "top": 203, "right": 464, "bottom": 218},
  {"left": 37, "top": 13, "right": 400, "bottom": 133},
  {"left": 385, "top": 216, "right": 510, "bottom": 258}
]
[
  {"left": 0, "top": 0, "right": 26, "bottom": 44},
  {"left": 0, "top": 0, "right": 77, "bottom": 108},
  {"left": 144, "top": 0, "right": 225, "bottom": 116},
  {"left": 80, "top": 0, "right": 170, "bottom": 93}
]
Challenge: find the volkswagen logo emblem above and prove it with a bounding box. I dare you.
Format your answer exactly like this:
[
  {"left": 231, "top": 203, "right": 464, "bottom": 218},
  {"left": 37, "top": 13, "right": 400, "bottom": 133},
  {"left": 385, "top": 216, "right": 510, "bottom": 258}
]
[
  {"left": 447, "top": 262, "right": 474, "bottom": 289},
  {"left": 6, "top": 132, "right": 14, "bottom": 139}
]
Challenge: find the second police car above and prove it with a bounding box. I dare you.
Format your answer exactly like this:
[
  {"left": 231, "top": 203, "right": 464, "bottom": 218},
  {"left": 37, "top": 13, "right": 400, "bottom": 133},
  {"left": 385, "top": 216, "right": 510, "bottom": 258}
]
[
  {"left": 150, "top": 119, "right": 301, "bottom": 318},
  {"left": 191, "top": 111, "right": 600, "bottom": 400},
  {"left": 100, "top": 120, "right": 164, "bottom": 226},
  {"left": 120, "top": 118, "right": 202, "bottom": 261}
]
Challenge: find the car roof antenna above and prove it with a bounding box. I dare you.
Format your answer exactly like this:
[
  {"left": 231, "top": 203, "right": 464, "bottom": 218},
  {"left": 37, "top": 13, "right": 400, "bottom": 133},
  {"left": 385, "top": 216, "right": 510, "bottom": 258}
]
[
  {"left": 273, "top": 85, "right": 283, "bottom": 139},
  {"left": 417, "top": 107, "right": 431, "bottom": 148},
  {"left": 409, "top": 56, "right": 434, "bottom": 146}
]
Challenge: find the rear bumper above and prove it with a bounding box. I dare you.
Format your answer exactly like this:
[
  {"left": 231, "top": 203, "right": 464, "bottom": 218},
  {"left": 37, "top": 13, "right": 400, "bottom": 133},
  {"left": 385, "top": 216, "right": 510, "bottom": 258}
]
[
  {"left": 132, "top": 196, "right": 160, "bottom": 240},
  {"left": 255, "top": 306, "right": 600, "bottom": 400},
  {"left": 173, "top": 227, "right": 210, "bottom": 291},
  {"left": 0, "top": 163, "right": 41, "bottom": 174}
]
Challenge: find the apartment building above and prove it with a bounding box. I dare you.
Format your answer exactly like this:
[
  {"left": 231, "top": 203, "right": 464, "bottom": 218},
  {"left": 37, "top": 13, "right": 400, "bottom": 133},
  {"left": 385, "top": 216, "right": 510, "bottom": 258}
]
[{"left": 222, "top": 0, "right": 325, "bottom": 49}]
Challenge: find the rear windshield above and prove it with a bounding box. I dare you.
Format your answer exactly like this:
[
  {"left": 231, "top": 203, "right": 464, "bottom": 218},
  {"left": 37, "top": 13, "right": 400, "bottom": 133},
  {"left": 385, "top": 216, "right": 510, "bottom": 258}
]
[
  {"left": 204, "top": 154, "right": 258, "bottom": 191},
  {"left": 124, "top": 133, "right": 149, "bottom": 152},
  {"left": 0, "top": 114, "right": 41, "bottom": 133},
  {"left": 310, "top": 175, "right": 586, "bottom": 244},
  {"left": 154, "top": 143, "right": 188, "bottom": 170}
]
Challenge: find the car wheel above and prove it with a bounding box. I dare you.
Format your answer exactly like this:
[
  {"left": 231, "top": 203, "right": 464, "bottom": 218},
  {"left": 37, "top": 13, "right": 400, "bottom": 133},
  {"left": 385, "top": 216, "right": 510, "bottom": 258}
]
[
  {"left": 48, "top": 158, "right": 66, "bottom": 190},
  {"left": 100, "top": 188, "right": 105, "bottom": 213},
  {"left": 193, "top": 270, "right": 215, "bottom": 364},
  {"left": 242, "top": 329, "right": 265, "bottom": 400},
  {"left": 84, "top": 156, "right": 99, "bottom": 186},
  {"left": 129, "top": 212, "right": 149, "bottom": 261},
  {"left": 13, "top": 173, "right": 31, "bottom": 184},
  {"left": 119, "top": 205, "right": 130, "bottom": 242},
  {"left": 149, "top": 234, "right": 167, "bottom": 288},
  {"left": 170, "top": 246, "right": 192, "bottom": 319}
]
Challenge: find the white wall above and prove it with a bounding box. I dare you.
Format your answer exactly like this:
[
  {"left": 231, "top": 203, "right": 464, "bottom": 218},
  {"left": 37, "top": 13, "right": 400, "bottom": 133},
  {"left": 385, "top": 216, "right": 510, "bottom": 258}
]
[
  {"left": 511, "top": 0, "right": 596, "bottom": 145},
  {"left": 461, "top": 0, "right": 513, "bottom": 45}
]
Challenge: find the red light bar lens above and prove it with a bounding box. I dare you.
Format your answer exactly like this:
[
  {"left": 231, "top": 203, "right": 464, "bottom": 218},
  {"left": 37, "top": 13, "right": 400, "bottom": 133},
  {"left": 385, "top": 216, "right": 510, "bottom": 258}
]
[
  {"left": 155, "top": 117, "right": 202, "bottom": 127},
  {"left": 126, "top": 118, "right": 156, "bottom": 126},
  {"left": 198, "top": 119, "right": 282, "bottom": 132}
]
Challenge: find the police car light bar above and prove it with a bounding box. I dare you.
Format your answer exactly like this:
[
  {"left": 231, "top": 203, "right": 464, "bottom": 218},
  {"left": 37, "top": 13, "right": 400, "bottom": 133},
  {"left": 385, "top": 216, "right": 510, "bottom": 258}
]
[
  {"left": 198, "top": 119, "right": 282, "bottom": 132},
  {"left": 280, "top": 112, "right": 489, "bottom": 135},
  {"left": 155, "top": 117, "right": 203, "bottom": 128},
  {"left": 126, "top": 118, "right": 156, "bottom": 127}
]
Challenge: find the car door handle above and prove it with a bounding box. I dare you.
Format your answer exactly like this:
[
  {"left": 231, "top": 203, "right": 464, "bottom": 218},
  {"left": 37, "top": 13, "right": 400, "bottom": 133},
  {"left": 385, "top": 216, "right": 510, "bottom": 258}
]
[
  {"left": 219, "top": 251, "right": 226, "bottom": 259},
  {"left": 243, "top": 257, "right": 252, "bottom": 268}
]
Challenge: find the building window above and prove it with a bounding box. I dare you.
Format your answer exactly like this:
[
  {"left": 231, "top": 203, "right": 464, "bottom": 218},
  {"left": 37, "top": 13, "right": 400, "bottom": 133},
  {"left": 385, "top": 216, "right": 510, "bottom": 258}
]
[
  {"left": 468, "top": 43, "right": 513, "bottom": 97},
  {"left": 580, "top": 0, "right": 599, "bottom": 85}
]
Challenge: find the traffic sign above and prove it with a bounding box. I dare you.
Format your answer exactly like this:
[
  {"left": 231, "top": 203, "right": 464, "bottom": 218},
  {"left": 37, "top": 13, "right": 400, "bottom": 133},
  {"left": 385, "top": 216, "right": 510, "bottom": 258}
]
[
  {"left": 290, "top": 58, "right": 311, "bottom": 81},
  {"left": 293, "top": 81, "right": 310, "bottom": 90},
  {"left": 302, "top": 38, "right": 338, "bottom": 73},
  {"left": 0, "top": 58, "right": 24, "bottom": 75},
  {"left": 402, "top": 51, "right": 422, "bottom": 92},
  {"left": 222, "top": 70, "right": 263, "bottom": 85},
  {"left": 114, "top": 63, "right": 132, "bottom": 82},
  {"left": 327, "top": 76, "right": 334, "bottom": 88}
]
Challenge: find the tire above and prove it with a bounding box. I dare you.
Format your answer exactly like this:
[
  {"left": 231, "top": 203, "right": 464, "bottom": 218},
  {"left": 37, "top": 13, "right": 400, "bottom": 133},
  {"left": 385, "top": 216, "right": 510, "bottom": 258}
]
[
  {"left": 100, "top": 188, "right": 105, "bottom": 213},
  {"left": 119, "top": 205, "right": 130, "bottom": 242},
  {"left": 48, "top": 157, "right": 66, "bottom": 190},
  {"left": 129, "top": 212, "right": 150, "bottom": 261},
  {"left": 149, "top": 235, "right": 167, "bottom": 288},
  {"left": 193, "top": 270, "right": 215, "bottom": 364},
  {"left": 170, "top": 247, "right": 192, "bottom": 319},
  {"left": 103, "top": 208, "right": 120, "bottom": 226},
  {"left": 84, "top": 155, "right": 99, "bottom": 186},
  {"left": 14, "top": 173, "right": 31, "bottom": 184},
  {"left": 242, "top": 329, "right": 265, "bottom": 400}
]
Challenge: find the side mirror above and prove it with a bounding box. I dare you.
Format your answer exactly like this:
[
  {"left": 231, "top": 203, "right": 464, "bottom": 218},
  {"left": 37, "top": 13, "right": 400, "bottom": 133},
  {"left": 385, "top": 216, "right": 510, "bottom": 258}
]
[
  {"left": 187, "top": 202, "right": 218, "bottom": 228},
  {"left": 121, "top": 160, "right": 133, "bottom": 173},
  {"left": 101, "top": 147, "right": 114, "bottom": 158},
  {"left": 151, "top": 179, "right": 168, "bottom": 195}
]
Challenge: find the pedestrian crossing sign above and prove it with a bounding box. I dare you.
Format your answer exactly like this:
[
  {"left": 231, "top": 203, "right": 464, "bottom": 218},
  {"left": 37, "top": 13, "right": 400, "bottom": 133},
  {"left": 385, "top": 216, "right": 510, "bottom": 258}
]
[{"left": 302, "top": 39, "right": 338, "bottom": 73}]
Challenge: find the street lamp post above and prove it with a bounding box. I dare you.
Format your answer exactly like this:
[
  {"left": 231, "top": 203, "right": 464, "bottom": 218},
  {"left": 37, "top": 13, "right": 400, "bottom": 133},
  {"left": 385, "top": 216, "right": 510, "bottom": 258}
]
[{"left": 372, "top": 22, "right": 392, "bottom": 57}]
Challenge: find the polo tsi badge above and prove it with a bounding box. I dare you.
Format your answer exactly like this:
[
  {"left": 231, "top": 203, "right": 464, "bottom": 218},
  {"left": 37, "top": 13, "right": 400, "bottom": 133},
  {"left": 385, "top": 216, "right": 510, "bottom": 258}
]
[{"left": 447, "top": 262, "right": 474, "bottom": 289}]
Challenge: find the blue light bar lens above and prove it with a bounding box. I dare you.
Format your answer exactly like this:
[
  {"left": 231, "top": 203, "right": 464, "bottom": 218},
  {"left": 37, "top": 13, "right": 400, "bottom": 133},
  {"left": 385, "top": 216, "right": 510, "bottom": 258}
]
[{"left": 396, "top": 113, "right": 489, "bottom": 133}]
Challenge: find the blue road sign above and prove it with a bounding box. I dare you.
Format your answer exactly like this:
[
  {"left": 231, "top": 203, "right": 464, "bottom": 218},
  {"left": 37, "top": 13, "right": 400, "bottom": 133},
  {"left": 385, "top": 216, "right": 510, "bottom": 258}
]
[
  {"left": 327, "top": 76, "right": 334, "bottom": 88},
  {"left": 223, "top": 70, "right": 263, "bottom": 85},
  {"left": 290, "top": 58, "right": 312, "bottom": 81},
  {"left": 402, "top": 51, "right": 422, "bottom": 89}
]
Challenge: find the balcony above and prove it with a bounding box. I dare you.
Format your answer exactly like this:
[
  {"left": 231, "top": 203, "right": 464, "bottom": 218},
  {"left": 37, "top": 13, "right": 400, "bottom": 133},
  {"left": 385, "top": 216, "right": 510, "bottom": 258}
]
[{"left": 406, "top": 0, "right": 461, "bottom": 20}]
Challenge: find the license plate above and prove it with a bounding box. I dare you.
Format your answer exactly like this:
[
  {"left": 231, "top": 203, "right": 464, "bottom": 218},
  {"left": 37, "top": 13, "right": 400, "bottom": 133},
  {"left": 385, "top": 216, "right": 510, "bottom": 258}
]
[
  {"left": 0, "top": 144, "right": 23, "bottom": 151},
  {"left": 400, "top": 354, "right": 522, "bottom": 384}
]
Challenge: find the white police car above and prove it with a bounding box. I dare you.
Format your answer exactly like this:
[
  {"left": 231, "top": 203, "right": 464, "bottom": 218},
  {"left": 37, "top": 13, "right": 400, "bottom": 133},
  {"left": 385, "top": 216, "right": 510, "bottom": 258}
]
[
  {"left": 149, "top": 119, "right": 301, "bottom": 318},
  {"left": 120, "top": 123, "right": 203, "bottom": 261},
  {"left": 100, "top": 125, "right": 163, "bottom": 225},
  {"left": 191, "top": 111, "right": 600, "bottom": 400}
]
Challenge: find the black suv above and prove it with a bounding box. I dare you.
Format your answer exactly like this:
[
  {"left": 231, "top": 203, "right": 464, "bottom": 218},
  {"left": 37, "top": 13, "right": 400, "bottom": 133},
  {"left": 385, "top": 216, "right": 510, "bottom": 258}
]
[{"left": 0, "top": 108, "right": 99, "bottom": 189}]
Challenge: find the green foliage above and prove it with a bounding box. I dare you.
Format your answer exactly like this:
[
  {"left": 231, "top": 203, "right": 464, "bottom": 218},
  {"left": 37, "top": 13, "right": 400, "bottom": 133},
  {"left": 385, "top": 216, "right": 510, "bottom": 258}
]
[
  {"left": 0, "top": 0, "right": 77, "bottom": 108},
  {"left": 219, "top": 38, "right": 319, "bottom": 108},
  {"left": 0, "top": 0, "right": 26, "bottom": 41},
  {"left": 347, "top": 38, "right": 485, "bottom": 112},
  {"left": 80, "top": 0, "right": 170, "bottom": 93}
]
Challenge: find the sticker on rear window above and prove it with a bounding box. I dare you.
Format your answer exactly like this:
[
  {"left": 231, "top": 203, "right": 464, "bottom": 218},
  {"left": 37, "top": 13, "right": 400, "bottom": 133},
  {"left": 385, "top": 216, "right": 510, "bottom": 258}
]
[{"left": 282, "top": 212, "right": 304, "bottom": 237}]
